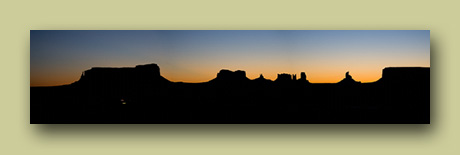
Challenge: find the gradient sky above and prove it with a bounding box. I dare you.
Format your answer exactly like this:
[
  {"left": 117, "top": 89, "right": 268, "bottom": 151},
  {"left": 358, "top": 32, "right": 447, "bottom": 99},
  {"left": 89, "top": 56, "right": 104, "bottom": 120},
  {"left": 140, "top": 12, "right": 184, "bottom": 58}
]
[{"left": 30, "top": 30, "right": 430, "bottom": 86}]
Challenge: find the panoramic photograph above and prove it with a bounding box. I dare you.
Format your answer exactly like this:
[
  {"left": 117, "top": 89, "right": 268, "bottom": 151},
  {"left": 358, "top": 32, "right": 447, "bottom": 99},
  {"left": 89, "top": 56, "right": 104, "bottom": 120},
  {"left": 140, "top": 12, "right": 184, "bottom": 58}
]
[{"left": 30, "top": 30, "right": 430, "bottom": 124}]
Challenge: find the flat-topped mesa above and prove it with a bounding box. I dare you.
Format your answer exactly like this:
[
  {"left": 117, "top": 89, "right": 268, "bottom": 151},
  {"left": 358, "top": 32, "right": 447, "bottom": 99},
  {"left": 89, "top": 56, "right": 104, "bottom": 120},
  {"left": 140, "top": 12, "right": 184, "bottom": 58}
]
[
  {"left": 378, "top": 67, "right": 430, "bottom": 85},
  {"left": 74, "top": 63, "right": 169, "bottom": 87},
  {"left": 275, "top": 73, "right": 295, "bottom": 82},
  {"left": 274, "top": 72, "right": 310, "bottom": 84},
  {"left": 212, "top": 69, "right": 250, "bottom": 82},
  {"left": 134, "top": 63, "right": 161, "bottom": 76}
]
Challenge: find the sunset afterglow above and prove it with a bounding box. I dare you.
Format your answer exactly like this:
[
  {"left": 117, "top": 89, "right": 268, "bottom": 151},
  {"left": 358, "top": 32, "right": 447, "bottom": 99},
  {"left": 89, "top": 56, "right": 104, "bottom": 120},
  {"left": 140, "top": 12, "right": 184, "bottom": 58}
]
[{"left": 30, "top": 30, "right": 430, "bottom": 86}]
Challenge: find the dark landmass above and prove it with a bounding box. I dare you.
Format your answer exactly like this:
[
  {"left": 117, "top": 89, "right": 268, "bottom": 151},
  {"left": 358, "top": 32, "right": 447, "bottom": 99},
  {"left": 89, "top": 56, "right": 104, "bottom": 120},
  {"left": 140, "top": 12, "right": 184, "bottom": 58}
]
[{"left": 30, "top": 63, "right": 430, "bottom": 124}]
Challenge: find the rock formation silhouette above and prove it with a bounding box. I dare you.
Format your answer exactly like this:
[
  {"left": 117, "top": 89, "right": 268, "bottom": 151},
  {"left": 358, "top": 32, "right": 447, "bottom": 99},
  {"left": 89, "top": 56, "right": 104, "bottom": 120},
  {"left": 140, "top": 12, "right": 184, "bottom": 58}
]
[
  {"left": 300, "top": 72, "right": 307, "bottom": 81},
  {"left": 297, "top": 72, "right": 310, "bottom": 84},
  {"left": 210, "top": 69, "right": 249, "bottom": 82},
  {"left": 338, "top": 71, "right": 361, "bottom": 84},
  {"left": 72, "top": 63, "right": 171, "bottom": 98},
  {"left": 256, "top": 74, "right": 265, "bottom": 80},
  {"left": 275, "top": 73, "right": 294, "bottom": 82},
  {"left": 30, "top": 63, "right": 430, "bottom": 124},
  {"left": 254, "top": 74, "right": 270, "bottom": 81},
  {"left": 75, "top": 63, "right": 169, "bottom": 88}
]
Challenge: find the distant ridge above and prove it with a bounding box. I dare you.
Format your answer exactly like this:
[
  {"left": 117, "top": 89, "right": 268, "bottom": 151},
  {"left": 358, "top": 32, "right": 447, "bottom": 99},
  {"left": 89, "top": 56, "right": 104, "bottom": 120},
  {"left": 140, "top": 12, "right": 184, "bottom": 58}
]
[{"left": 68, "top": 63, "right": 429, "bottom": 87}]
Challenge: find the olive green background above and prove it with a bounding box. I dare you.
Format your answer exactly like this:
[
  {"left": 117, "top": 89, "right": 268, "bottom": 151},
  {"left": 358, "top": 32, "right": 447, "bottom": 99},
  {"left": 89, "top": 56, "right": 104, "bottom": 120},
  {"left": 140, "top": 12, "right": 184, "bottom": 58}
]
[{"left": 0, "top": 0, "right": 457, "bottom": 154}]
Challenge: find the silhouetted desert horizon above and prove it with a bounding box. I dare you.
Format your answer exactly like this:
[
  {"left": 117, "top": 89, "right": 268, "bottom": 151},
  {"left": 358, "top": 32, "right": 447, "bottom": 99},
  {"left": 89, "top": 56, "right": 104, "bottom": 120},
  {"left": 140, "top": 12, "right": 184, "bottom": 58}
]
[
  {"left": 30, "top": 30, "right": 430, "bottom": 124},
  {"left": 30, "top": 63, "right": 430, "bottom": 124},
  {"left": 31, "top": 63, "right": 429, "bottom": 86}
]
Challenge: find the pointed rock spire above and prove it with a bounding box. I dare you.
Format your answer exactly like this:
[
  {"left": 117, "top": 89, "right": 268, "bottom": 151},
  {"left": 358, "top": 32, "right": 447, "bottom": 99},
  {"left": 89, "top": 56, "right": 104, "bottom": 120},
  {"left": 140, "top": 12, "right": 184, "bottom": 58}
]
[
  {"left": 338, "top": 71, "right": 360, "bottom": 84},
  {"left": 259, "top": 74, "right": 265, "bottom": 79}
]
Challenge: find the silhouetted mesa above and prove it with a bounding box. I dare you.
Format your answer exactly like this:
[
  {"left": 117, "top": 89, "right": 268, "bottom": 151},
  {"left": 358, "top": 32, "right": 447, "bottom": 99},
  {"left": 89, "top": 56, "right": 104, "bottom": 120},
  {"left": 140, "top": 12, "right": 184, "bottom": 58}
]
[
  {"left": 378, "top": 67, "right": 430, "bottom": 85},
  {"left": 72, "top": 63, "right": 171, "bottom": 98},
  {"left": 275, "top": 73, "right": 296, "bottom": 82},
  {"left": 30, "top": 63, "right": 430, "bottom": 124},
  {"left": 75, "top": 63, "right": 169, "bottom": 86},
  {"left": 210, "top": 69, "right": 250, "bottom": 82}
]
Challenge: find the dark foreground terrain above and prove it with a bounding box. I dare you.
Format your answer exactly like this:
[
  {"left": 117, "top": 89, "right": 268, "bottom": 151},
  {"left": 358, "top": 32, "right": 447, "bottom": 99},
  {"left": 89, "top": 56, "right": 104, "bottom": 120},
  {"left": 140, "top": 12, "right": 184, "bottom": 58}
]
[{"left": 31, "top": 63, "right": 430, "bottom": 124}]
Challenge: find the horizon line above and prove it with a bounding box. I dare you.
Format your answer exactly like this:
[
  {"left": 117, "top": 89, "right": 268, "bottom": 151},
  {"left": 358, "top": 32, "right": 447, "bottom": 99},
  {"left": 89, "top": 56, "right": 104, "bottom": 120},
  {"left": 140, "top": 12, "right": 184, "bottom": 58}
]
[{"left": 30, "top": 64, "right": 430, "bottom": 87}]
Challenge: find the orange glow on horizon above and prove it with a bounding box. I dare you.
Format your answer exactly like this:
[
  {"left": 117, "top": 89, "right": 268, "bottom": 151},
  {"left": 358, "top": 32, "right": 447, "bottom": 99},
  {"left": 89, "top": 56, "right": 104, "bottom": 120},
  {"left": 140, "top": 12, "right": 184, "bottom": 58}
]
[{"left": 30, "top": 65, "right": 430, "bottom": 86}]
